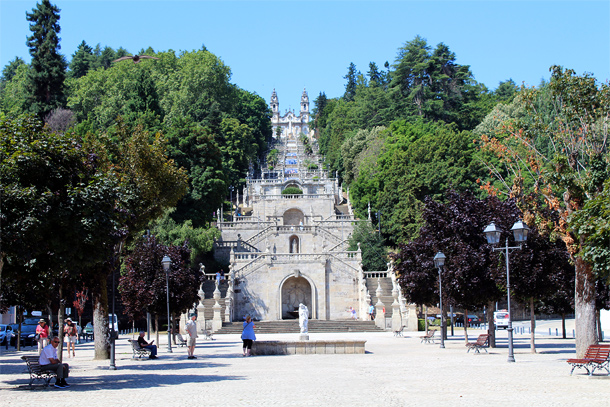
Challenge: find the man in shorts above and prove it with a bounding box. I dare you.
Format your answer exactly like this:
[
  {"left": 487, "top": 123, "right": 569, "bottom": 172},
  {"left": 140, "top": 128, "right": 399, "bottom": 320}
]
[{"left": 186, "top": 314, "right": 198, "bottom": 359}]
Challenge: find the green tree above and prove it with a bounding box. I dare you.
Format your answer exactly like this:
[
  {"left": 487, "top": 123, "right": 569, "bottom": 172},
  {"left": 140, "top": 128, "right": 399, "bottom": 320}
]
[
  {"left": 0, "top": 63, "right": 30, "bottom": 116},
  {"left": 0, "top": 115, "right": 129, "bottom": 350},
  {"left": 1, "top": 57, "right": 26, "bottom": 83},
  {"left": 218, "top": 117, "right": 256, "bottom": 187},
  {"left": 479, "top": 66, "right": 610, "bottom": 356},
  {"left": 343, "top": 62, "right": 358, "bottom": 102},
  {"left": 25, "top": 0, "right": 67, "bottom": 118},
  {"left": 68, "top": 40, "right": 95, "bottom": 79},
  {"left": 348, "top": 221, "right": 387, "bottom": 271},
  {"left": 165, "top": 116, "right": 227, "bottom": 226}
]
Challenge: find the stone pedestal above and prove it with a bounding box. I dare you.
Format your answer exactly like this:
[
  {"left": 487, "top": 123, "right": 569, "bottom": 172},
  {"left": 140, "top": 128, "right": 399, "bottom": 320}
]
[
  {"left": 406, "top": 303, "right": 418, "bottom": 332},
  {"left": 212, "top": 281, "right": 223, "bottom": 332},
  {"left": 375, "top": 279, "right": 386, "bottom": 329},
  {"left": 391, "top": 299, "right": 402, "bottom": 332}
]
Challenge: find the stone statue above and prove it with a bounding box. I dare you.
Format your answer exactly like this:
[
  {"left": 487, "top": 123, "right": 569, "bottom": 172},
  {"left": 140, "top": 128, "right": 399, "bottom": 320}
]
[{"left": 299, "top": 303, "right": 308, "bottom": 334}]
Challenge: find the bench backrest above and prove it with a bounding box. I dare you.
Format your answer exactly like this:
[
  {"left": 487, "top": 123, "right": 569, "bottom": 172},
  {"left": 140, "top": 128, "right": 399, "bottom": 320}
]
[
  {"left": 584, "top": 345, "right": 610, "bottom": 360},
  {"left": 476, "top": 334, "right": 489, "bottom": 345},
  {"left": 128, "top": 339, "right": 143, "bottom": 350},
  {"left": 22, "top": 355, "right": 43, "bottom": 372}
]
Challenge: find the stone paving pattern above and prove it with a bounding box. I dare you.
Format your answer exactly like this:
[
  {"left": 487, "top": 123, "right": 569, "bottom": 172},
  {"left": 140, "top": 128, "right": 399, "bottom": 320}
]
[{"left": 1, "top": 325, "right": 608, "bottom": 406}]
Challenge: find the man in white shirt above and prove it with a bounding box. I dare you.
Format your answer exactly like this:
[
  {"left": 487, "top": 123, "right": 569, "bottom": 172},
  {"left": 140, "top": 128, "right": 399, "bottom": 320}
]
[
  {"left": 39, "top": 337, "right": 70, "bottom": 388},
  {"left": 186, "top": 314, "right": 198, "bottom": 359}
]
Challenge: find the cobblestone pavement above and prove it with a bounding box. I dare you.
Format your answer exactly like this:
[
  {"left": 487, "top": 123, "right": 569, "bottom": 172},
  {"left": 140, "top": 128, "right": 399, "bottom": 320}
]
[{"left": 1, "top": 326, "right": 608, "bottom": 406}]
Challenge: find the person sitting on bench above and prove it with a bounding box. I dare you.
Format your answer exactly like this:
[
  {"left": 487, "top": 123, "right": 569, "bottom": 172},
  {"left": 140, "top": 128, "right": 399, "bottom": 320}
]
[
  {"left": 39, "top": 337, "right": 70, "bottom": 388},
  {"left": 137, "top": 332, "right": 157, "bottom": 359}
]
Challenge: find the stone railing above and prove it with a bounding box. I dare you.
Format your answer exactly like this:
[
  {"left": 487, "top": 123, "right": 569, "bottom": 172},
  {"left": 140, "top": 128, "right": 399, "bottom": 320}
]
[
  {"left": 234, "top": 252, "right": 262, "bottom": 261},
  {"left": 217, "top": 221, "right": 275, "bottom": 230},
  {"left": 364, "top": 271, "right": 388, "bottom": 278},
  {"left": 326, "top": 240, "right": 350, "bottom": 252},
  {"left": 257, "top": 194, "right": 336, "bottom": 200},
  {"left": 245, "top": 225, "right": 276, "bottom": 247},
  {"left": 315, "top": 227, "right": 343, "bottom": 247},
  {"left": 234, "top": 255, "right": 266, "bottom": 278},
  {"left": 276, "top": 225, "right": 313, "bottom": 234},
  {"left": 270, "top": 253, "right": 323, "bottom": 263}
]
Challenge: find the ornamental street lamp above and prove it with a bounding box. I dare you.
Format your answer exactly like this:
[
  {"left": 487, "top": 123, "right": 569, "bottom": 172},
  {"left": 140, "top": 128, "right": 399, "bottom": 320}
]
[
  {"left": 433, "top": 251, "right": 446, "bottom": 349},
  {"left": 162, "top": 255, "right": 173, "bottom": 353},
  {"left": 483, "top": 220, "right": 529, "bottom": 363}
]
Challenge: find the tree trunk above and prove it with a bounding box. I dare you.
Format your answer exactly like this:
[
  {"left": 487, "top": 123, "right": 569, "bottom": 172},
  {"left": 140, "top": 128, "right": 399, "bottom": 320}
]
[
  {"left": 574, "top": 256, "right": 597, "bottom": 357},
  {"left": 487, "top": 302, "right": 496, "bottom": 348},
  {"left": 16, "top": 307, "right": 22, "bottom": 351},
  {"left": 92, "top": 278, "right": 110, "bottom": 360},
  {"left": 171, "top": 312, "right": 176, "bottom": 345},
  {"left": 46, "top": 305, "right": 54, "bottom": 339},
  {"left": 529, "top": 297, "right": 536, "bottom": 353},
  {"left": 562, "top": 313, "right": 566, "bottom": 339},
  {"left": 597, "top": 309, "right": 602, "bottom": 342},
  {"left": 463, "top": 308, "right": 469, "bottom": 343},
  {"left": 424, "top": 306, "right": 428, "bottom": 332},
  {"left": 58, "top": 285, "right": 65, "bottom": 362},
  {"left": 155, "top": 314, "right": 160, "bottom": 347}
]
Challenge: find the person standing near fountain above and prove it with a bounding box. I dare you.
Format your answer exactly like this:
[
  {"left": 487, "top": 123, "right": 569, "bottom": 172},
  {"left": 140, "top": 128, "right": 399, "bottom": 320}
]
[{"left": 242, "top": 316, "right": 256, "bottom": 357}]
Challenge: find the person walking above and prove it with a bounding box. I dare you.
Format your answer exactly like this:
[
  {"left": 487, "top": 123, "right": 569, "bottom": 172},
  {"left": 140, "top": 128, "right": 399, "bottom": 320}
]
[
  {"left": 36, "top": 319, "right": 50, "bottom": 355},
  {"left": 64, "top": 318, "right": 77, "bottom": 357},
  {"left": 186, "top": 314, "right": 198, "bottom": 359},
  {"left": 241, "top": 315, "right": 256, "bottom": 357}
]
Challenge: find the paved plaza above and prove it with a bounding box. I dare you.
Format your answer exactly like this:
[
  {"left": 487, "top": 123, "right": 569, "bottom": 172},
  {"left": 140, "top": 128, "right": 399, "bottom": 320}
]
[{"left": 1, "top": 322, "right": 608, "bottom": 406}]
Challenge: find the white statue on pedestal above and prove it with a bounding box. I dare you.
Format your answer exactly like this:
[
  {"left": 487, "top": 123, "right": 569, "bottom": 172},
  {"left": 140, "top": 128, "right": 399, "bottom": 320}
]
[{"left": 299, "top": 303, "right": 308, "bottom": 334}]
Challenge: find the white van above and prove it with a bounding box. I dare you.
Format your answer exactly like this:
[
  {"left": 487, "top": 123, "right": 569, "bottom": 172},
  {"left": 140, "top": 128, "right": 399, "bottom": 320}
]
[{"left": 494, "top": 310, "right": 510, "bottom": 329}]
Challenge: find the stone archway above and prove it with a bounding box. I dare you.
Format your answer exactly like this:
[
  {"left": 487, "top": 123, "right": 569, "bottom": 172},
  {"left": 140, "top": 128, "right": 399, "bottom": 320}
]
[
  {"left": 280, "top": 275, "right": 312, "bottom": 319},
  {"left": 283, "top": 208, "right": 304, "bottom": 226}
]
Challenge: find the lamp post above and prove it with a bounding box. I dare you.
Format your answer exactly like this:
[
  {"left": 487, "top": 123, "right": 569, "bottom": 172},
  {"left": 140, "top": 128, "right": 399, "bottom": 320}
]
[
  {"left": 229, "top": 186, "right": 234, "bottom": 221},
  {"left": 161, "top": 255, "right": 173, "bottom": 353},
  {"left": 433, "top": 251, "right": 446, "bottom": 349},
  {"left": 483, "top": 220, "right": 529, "bottom": 363}
]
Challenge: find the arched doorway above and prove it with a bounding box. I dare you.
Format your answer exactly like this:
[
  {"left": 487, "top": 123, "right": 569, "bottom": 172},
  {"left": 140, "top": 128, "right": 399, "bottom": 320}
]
[
  {"left": 283, "top": 208, "right": 304, "bottom": 226},
  {"left": 289, "top": 235, "right": 299, "bottom": 253},
  {"left": 280, "top": 275, "right": 312, "bottom": 319}
]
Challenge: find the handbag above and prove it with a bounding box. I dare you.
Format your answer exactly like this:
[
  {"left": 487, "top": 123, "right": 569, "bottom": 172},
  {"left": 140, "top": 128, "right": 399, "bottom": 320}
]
[{"left": 34, "top": 333, "right": 41, "bottom": 342}]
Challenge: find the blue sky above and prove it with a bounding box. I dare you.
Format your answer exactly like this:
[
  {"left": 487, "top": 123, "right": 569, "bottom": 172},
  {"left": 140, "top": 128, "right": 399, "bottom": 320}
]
[{"left": 1, "top": 0, "right": 609, "bottom": 110}]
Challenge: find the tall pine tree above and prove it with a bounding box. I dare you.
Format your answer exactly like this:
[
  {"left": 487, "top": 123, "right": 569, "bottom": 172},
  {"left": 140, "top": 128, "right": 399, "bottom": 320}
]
[{"left": 25, "top": 0, "right": 66, "bottom": 119}]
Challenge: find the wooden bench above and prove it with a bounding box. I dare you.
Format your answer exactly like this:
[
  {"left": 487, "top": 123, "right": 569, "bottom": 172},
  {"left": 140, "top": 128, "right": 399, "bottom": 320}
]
[
  {"left": 393, "top": 325, "right": 405, "bottom": 337},
  {"left": 176, "top": 333, "right": 187, "bottom": 347},
  {"left": 420, "top": 330, "right": 436, "bottom": 344},
  {"left": 466, "top": 334, "right": 490, "bottom": 353},
  {"left": 128, "top": 339, "right": 152, "bottom": 359},
  {"left": 21, "top": 355, "right": 56, "bottom": 388},
  {"left": 567, "top": 344, "right": 610, "bottom": 376}
]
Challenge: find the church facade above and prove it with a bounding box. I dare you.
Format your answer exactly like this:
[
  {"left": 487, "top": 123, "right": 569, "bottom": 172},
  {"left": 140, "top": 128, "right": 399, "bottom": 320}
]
[
  {"left": 270, "top": 88, "right": 312, "bottom": 139},
  {"left": 196, "top": 91, "right": 418, "bottom": 332}
]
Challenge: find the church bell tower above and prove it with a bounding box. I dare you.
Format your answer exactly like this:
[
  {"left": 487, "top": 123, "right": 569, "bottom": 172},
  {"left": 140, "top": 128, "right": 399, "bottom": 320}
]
[{"left": 271, "top": 89, "right": 279, "bottom": 119}]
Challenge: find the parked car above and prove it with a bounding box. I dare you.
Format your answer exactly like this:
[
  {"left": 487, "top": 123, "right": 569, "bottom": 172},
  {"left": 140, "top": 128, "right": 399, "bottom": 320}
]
[
  {"left": 455, "top": 314, "right": 481, "bottom": 327},
  {"left": 9, "top": 322, "right": 37, "bottom": 346},
  {"left": 494, "top": 310, "right": 510, "bottom": 329},
  {"left": 0, "top": 324, "right": 15, "bottom": 346},
  {"left": 83, "top": 322, "right": 94, "bottom": 337}
]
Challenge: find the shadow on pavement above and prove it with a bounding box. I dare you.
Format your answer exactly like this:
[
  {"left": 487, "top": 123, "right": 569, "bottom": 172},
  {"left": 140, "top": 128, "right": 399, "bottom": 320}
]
[{"left": 6, "top": 372, "right": 245, "bottom": 391}]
